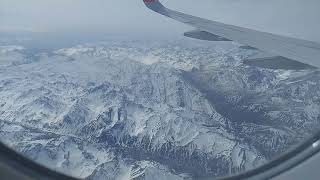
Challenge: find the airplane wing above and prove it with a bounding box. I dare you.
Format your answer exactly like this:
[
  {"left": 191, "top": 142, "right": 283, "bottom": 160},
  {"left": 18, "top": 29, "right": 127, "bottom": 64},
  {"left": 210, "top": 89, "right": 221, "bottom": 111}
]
[{"left": 143, "top": 0, "right": 320, "bottom": 69}]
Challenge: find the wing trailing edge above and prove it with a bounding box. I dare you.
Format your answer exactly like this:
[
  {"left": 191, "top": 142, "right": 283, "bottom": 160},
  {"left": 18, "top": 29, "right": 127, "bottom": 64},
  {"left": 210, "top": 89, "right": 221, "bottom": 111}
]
[
  {"left": 184, "top": 30, "right": 231, "bottom": 41},
  {"left": 243, "top": 56, "right": 316, "bottom": 70}
]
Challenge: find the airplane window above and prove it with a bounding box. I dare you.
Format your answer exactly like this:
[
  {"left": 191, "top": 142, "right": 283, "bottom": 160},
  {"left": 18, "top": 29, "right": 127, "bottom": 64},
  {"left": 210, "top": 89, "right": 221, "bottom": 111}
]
[{"left": 0, "top": 0, "right": 320, "bottom": 179}]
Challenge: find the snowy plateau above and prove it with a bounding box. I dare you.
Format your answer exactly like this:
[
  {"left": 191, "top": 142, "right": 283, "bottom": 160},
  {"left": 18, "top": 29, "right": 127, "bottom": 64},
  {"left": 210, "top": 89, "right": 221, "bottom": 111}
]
[{"left": 0, "top": 37, "right": 320, "bottom": 180}]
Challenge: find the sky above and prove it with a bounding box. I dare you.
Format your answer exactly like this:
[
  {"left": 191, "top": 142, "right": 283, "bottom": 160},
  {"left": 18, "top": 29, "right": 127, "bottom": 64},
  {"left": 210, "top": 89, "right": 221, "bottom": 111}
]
[{"left": 1, "top": 0, "right": 320, "bottom": 42}]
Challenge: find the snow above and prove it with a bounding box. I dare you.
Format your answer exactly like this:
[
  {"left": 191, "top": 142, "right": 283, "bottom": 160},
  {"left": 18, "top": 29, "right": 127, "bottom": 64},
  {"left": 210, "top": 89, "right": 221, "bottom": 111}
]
[{"left": 0, "top": 38, "right": 319, "bottom": 179}]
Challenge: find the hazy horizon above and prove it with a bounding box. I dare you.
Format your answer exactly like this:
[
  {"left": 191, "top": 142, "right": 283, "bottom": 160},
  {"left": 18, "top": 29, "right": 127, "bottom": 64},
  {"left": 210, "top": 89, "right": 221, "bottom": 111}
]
[{"left": 1, "top": 0, "right": 320, "bottom": 42}]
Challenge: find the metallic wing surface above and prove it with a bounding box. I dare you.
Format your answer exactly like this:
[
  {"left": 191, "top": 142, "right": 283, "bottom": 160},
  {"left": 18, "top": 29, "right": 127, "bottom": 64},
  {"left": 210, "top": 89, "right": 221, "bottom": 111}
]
[{"left": 143, "top": 0, "right": 320, "bottom": 69}]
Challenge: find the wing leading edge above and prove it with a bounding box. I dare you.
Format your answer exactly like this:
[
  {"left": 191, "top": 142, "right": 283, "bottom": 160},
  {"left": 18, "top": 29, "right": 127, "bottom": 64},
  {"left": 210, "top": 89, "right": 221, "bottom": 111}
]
[{"left": 143, "top": 0, "right": 320, "bottom": 69}]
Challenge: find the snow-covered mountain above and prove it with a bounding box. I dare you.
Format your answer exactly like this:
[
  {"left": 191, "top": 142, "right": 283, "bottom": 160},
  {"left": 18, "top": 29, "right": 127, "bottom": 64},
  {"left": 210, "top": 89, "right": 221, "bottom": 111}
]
[{"left": 0, "top": 38, "right": 319, "bottom": 179}]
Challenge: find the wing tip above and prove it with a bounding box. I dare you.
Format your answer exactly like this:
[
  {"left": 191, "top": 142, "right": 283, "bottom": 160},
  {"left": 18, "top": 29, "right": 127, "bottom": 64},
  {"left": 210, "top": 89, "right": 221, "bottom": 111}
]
[
  {"left": 143, "top": 0, "right": 168, "bottom": 15},
  {"left": 143, "top": 0, "right": 159, "bottom": 5},
  {"left": 143, "top": 0, "right": 159, "bottom": 4}
]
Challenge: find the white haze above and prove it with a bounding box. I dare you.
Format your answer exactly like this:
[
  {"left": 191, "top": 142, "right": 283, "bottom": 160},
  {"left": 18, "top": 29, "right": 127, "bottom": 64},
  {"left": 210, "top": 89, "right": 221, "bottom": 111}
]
[{"left": 0, "top": 0, "right": 320, "bottom": 42}]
